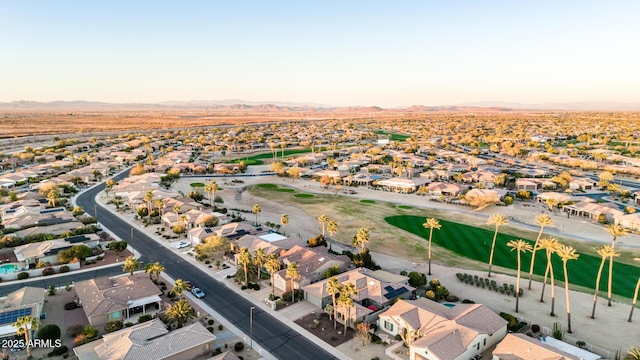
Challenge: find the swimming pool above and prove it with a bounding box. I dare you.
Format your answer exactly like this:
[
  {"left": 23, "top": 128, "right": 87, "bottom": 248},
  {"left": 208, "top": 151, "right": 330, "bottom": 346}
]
[
  {"left": 443, "top": 303, "right": 456, "bottom": 308},
  {"left": 0, "top": 263, "right": 18, "bottom": 274}
]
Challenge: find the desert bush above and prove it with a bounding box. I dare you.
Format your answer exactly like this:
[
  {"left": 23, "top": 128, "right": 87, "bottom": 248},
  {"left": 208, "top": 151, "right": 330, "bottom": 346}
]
[
  {"left": 42, "top": 267, "right": 56, "bottom": 276},
  {"left": 234, "top": 342, "right": 245, "bottom": 351},
  {"left": 67, "top": 324, "right": 85, "bottom": 337},
  {"left": 59, "top": 265, "right": 70, "bottom": 273}
]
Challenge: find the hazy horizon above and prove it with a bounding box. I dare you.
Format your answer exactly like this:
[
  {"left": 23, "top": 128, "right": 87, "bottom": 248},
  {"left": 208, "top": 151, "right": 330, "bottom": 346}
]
[{"left": 2, "top": 1, "right": 639, "bottom": 107}]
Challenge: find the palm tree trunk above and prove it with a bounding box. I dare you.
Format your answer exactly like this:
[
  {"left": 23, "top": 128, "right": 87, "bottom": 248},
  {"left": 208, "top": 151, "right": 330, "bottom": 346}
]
[
  {"left": 563, "top": 262, "right": 572, "bottom": 333},
  {"left": 271, "top": 273, "right": 275, "bottom": 295},
  {"left": 528, "top": 228, "right": 544, "bottom": 290},
  {"left": 629, "top": 278, "right": 640, "bottom": 322},
  {"left": 343, "top": 307, "right": 349, "bottom": 337},
  {"left": 428, "top": 230, "right": 433, "bottom": 275},
  {"left": 550, "top": 261, "right": 556, "bottom": 316},
  {"left": 607, "top": 254, "right": 614, "bottom": 306},
  {"left": 332, "top": 295, "right": 338, "bottom": 329},
  {"left": 488, "top": 231, "right": 498, "bottom": 277},
  {"left": 515, "top": 252, "right": 521, "bottom": 313},
  {"left": 244, "top": 264, "right": 249, "bottom": 286},
  {"left": 540, "top": 261, "right": 550, "bottom": 303},
  {"left": 591, "top": 257, "right": 606, "bottom": 319}
]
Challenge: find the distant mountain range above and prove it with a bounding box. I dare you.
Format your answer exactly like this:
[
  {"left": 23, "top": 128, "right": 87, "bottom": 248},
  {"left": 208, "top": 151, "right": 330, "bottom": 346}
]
[
  {"left": 458, "top": 101, "right": 640, "bottom": 111},
  {"left": 1, "top": 99, "right": 639, "bottom": 111}
]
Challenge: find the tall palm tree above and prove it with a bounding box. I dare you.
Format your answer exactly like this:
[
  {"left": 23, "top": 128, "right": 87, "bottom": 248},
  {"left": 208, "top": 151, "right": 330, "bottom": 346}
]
[
  {"left": 337, "top": 282, "right": 357, "bottom": 337},
  {"left": 253, "top": 248, "right": 267, "bottom": 284},
  {"left": 528, "top": 213, "right": 553, "bottom": 290},
  {"left": 327, "top": 277, "right": 343, "bottom": 329},
  {"left": 317, "top": 214, "right": 330, "bottom": 237},
  {"left": 556, "top": 244, "right": 579, "bottom": 333},
  {"left": 173, "top": 205, "right": 181, "bottom": 216},
  {"left": 265, "top": 254, "right": 281, "bottom": 295},
  {"left": 628, "top": 258, "right": 640, "bottom": 322},
  {"left": 172, "top": 278, "right": 190, "bottom": 298},
  {"left": 105, "top": 179, "right": 116, "bottom": 197},
  {"left": 422, "top": 218, "right": 441, "bottom": 275},
  {"left": 538, "top": 237, "right": 560, "bottom": 316},
  {"left": 507, "top": 239, "right": 533, "bottom": 313},
  {"left": 280, "top": 214, "right": 289, "bottom": 235},
  {"left": 626, "top": 346, "right": 640, "bottom": 360},
  {"left": 605, "top": 224, "right": 627, "bottom": 306},
  {"left": 327, "top": 220, "right": 338, "bottom": 251},
  {"left": 487, "top": 213, "right": 508, "bottom": 277},
  {"left": 179, "top": 214, "right": 188, "bottom": 228},
  {"left": 145, "top": 261, "right": 165, "bottom": 281},
  {"left": 252, "top": 203, "right": 261, "bottom": 226},
  {"left": 154, "top": 199, "right": 164, "bottom": 217},
  {"left": 14, "top": 315, "right": 38, "bottom": 359},
  {"left": 122, "top": 256, "right": 140, "bottom": 275},
  {"left": 204, "top": 180, "right": 219, "bottom": 208},
  {"left": 353, "top": 227, "right": 371, "bottom": 254},
  {"left": 165, "top": 299, "right": 195, "bottom": 328},
  {"left": 285, "top": 262, "right": 301, "bottom": 298},
  {"left": 237, "top": 247, "right": 252, "bottom": 286},
  {"left": 143, "top": 190, "right": 154, "bottom": 220},
  {"left": 47, "top": 189, "right": 60, "bottom": 207},
  {"left": 591, "top": 245, "right": 619, "bottom": 319}
]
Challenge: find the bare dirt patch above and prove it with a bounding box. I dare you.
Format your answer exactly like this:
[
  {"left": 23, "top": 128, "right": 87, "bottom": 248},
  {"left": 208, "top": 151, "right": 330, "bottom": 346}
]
[{"left": 294, "top": 313, "right": 354, "bottom": 347}]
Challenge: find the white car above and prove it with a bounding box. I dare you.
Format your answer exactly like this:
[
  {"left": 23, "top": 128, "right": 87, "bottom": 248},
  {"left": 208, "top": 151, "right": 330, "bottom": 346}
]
[
  {"left": 175, "top": 241, "right": 189, "bottom": 249},
  {"left": 191, "top": 287, "right": 205, "bottom": 298}
]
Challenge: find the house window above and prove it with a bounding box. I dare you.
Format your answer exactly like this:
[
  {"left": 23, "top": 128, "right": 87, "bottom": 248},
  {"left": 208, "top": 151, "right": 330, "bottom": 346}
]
[
  {"left": 108, "top": 311, "right": 121, "bottom": 320},
  {"left": 384, "top": 321, "right": 393, "bottom": 331}
]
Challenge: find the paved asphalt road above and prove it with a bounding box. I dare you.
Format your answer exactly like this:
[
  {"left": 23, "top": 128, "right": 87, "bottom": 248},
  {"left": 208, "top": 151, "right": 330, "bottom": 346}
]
[{"left": 71, "top": 172, "right": 336, "bottom": 360}]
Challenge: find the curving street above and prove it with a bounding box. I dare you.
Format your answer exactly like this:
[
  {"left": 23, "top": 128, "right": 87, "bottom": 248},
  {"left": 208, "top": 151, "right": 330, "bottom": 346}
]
[{"left": 72, "top": 172, "right": 337, "bottom": 360}]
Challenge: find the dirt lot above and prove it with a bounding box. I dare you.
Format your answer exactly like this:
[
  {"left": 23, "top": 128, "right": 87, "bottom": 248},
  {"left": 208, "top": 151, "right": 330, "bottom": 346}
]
[{"left": 294, "top": 312, "right": 354, "bottom": 347}]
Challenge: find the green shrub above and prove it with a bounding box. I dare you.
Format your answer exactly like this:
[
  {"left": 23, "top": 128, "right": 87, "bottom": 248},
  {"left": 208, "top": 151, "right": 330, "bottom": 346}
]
[
  {"left": 218, "top": 324, "right": 223, "bottom": 330},
  {"left": 37, "top": 324, "right": 61, "bottom": 341},
  {"left": 125, "top": 322, "right": 134, "bottom": 328},
  {"left": 138, "top": 314, "right": 153, "bottom": 323},
  {"left": 47, "top": 346, "right": 68, "bottom": 357},
  {"left": 84, "top": 325, "right": 99, "bottom": 339},
  {"left": 64, "top": 302, "right": 78, "bottom": 310},
  {"left": 104, "top": 320, "right": 124, "bottom": 333},
  {"left": 17, "top": 272, "right": 29, "bottom": 280},
  {"left": 234, "top": 342, "right": 245, "bottom": 351},
  {"left": 59, "top": 265, "right": 70, "bottom": 273},
  {"left": 208, "top": 319, "right": 214, "bottom": 325}
]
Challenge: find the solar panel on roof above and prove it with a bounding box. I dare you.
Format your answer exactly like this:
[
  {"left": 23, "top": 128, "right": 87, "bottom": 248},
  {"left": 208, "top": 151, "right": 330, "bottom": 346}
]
[
  {"left": 0, "top": 308, "right": 32, "bottom": 325},
  {"left": 204, "top": 228, "right": 213, "bottom": 234},
  {"left": 384, "top": 285, "right": 394, "bottom": 292},
  {"left": 383, "top": 287, "right": 408, "bottom": 300}
]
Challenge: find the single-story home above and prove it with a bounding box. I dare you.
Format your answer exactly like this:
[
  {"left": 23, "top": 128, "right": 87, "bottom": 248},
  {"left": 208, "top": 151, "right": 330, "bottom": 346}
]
[
  {"left": 74, "top": 318, "right": 215, "bottom": 360},
  {"left": 75, "top": 273, "right": 163, "bottom": 326},
  {"left": 378, "top": 298, "right": 507, "bottom": 360}
]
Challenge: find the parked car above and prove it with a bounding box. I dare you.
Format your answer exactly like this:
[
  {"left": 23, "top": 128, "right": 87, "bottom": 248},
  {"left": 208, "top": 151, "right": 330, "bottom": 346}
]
[
  {"left": 175, "top": 241, "right": 190, "bottom": 249},
  {"left": 191, "top": 287, "right": 205, "bottom": 298}
]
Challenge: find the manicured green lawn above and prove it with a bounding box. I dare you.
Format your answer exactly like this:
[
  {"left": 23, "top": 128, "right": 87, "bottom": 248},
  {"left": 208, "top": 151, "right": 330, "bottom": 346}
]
[
  {"left": 257, "top": 184, "right": 278, "bottom": 189},
  {"left": 385, "top": 215, "right": 640, "bottom": 299},
  {"left": 376, "top": 130, "right": 410, "bottom": 142},
  {"left": 276, "top": 188, "right": 295, "bottom": 192},
  {"left": 294, "top": 193, "right": 314, "bottom": 198},
  {"left": 189, "top": 182, "right": 205, "bottom": 187},
  {"left": 228, "top": 158, "right": 264, "bottom": 165},
  {"left": 360, "top": 199, "right": 376, "bottom": 204},
  {"left": 398, "top": 205, "right": 413, "bottom": 209}
]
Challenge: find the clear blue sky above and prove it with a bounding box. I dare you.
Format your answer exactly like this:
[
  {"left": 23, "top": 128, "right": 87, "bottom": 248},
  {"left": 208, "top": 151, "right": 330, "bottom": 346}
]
[{"left": 1, "top": 1, "right": 639, "bottom": 107}]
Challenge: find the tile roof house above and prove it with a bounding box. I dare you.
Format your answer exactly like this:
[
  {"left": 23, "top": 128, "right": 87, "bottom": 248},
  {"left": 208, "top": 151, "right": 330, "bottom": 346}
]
[
  {"left": 378, "top": 298, "right": 507, "bottom": 360},
  {"left": 74, "top": 318, "right": 215, "bottom": 360},
  {"left": 615, "top": 212, "right": 640, "bottom": 231},
  {"left": 492, "top": 333, "right": 584, "bottom": 360},
  {"left": 273, "top": 246, "right": 350, "bottom": 292},
  {"left": 302, "top": 268, "right": 415, "bottom": 326},
  {"left": 75, "top": 273, "right": 163, "bottom": 326},
  {"left": 0, "top": 286, "right": 45, "bottom": 339}
]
